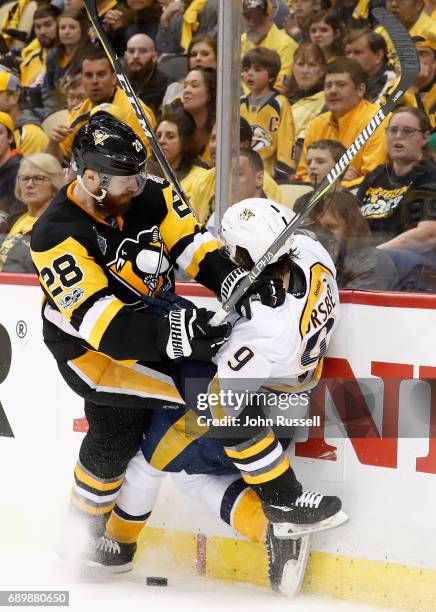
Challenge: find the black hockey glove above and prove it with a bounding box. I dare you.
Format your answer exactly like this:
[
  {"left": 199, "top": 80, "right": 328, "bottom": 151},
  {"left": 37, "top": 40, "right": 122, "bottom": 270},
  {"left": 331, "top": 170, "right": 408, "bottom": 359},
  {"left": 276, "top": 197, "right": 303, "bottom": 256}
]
[
  {"left": 142, "top": 291, "right": 195, "bottom": 316},
  {"left": 156, "top": 308, "right": 231, "bottom": 362},
  {"left": 220, "top": 268, "right": 286, "bottom": 319}
]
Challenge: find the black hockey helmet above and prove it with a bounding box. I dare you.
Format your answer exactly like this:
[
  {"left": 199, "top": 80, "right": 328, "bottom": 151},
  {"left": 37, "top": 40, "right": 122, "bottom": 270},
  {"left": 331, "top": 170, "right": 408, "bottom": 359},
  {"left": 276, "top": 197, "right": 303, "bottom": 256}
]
[{"left": 71, "top": 115, "right": 147, "bottom": 177}]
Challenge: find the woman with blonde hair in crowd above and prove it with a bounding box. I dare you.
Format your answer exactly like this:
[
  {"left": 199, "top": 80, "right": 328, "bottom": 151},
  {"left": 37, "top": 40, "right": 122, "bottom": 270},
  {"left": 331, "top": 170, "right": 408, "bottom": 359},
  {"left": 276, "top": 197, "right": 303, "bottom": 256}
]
[
  {"left": 0, "top": 153, "right": 65, "bottom": 272},
  {"left": 308, "top": 10, "right": 345, "bottom": 62},
  {"left": 42, "top": 10, "right": 91, "bottom": 116},
  {"left": 285, "top": 42, "right": 326, "bottom": 165},
  {"left": 162, "top": 33, "right": 217, "bottom": 107}
]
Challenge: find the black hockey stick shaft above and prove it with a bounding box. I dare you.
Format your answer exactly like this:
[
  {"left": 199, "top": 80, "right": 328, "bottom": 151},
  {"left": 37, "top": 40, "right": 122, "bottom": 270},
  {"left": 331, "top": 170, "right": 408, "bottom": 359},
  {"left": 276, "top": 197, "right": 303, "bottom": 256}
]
[
  {"left": 83, "top": 0, "right": 194, "bottom": 215},
  {"left": 211, "top": 8, "right": 419, "bottom": 325}
]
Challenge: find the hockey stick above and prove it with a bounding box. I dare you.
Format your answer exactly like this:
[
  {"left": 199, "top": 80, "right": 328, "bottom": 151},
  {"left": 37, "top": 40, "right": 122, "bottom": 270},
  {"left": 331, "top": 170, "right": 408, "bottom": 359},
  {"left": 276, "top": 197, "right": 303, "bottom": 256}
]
[
  {"left": 210, "top": 7, "right": 419, "bottom": 325},
  {"left": 82, "top": 0, "right": 193, "bottom": 216}
]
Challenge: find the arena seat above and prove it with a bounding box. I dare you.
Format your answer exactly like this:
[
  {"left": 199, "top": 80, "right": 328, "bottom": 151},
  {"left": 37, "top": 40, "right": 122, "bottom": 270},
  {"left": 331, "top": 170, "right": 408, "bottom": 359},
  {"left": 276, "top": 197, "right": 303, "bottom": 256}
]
[{"left": 278, "top": 181, "right": 312, "bottom": 209}]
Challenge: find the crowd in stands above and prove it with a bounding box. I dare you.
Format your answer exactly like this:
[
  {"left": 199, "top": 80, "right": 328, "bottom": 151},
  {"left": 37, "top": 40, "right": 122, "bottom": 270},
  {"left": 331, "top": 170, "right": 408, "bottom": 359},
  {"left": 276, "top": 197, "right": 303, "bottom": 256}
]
[{"left": 0, "top": 0, "right": 434, "bottom": 291}]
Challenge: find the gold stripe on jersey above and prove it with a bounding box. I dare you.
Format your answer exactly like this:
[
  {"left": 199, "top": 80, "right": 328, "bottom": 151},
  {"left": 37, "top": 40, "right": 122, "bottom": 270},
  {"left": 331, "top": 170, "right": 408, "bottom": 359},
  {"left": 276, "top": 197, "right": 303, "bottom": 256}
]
[
  {"left": 299, "top": 262, "right": 335, "bottom": 337},
  {"left": 232, "top": 489, "right": 268, "bottom": 544},
  {"left": 242, "top": 456, "right": 290, "bottom": 485},
  {"left": 158, "top": 184, "right": 219, "bottom": 276},
  {"left": 148, "top": 409, "right": 207, "bottom": 470},
  {"left": 266, "top": 358, "right": 324, "bottom": 394},
  {"left": 68, "top": 351, "right": 184, "bottom": 403},
  {"left": 86, "top": 298, "right": 124, "bottom": 348},
  {"left": 224, "top": 428, "right": 276, "bottom": 460},
  {"left": 75, "top": 462, "right": 124, "bottom": 492},
  {"left": 71, "top": 494, "right": 115, "bottom": 516}
]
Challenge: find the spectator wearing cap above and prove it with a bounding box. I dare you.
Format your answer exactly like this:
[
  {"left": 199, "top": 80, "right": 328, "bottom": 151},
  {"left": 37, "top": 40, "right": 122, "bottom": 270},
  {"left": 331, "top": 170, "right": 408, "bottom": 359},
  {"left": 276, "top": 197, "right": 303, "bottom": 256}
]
[
  {"left": 0, "top": 71, "right": 48, "bottom": 155},
  {"left": 123, "top": 33, "right": 170, "bottom": 115},
  {"left": 345, "top": 30, "right": 397, "bottom": 105},
  {"left": 376, "top": 0, "right": 436, "bottom": 66},
  {"left": 241, "top": 0, "right": 298, "bottom": 94},
  {"left": 400, "top": 37, "right": 436, "bottom": 128},
  {"left": 46, "top": 46, "right": 156, "bottom": 163},
  {"left": 297, "top": 57, "right": 387, "bottom": 187},
  {"left": 0, "top": 112, "right": 23, "bottom": 233}
]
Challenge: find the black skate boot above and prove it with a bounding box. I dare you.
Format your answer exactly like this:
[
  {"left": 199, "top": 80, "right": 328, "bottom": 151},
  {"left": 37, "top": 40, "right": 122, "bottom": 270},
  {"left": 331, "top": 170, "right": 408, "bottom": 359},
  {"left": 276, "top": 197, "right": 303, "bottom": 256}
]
[
  {"left": 266, "top": 524, "right": 311, "bottom": 597},
  {"left": 263, "top": 490, "right": 348, "bottom": 539},
  {"left": 86, "top": 536, "right": 137, "bottom": 573}
]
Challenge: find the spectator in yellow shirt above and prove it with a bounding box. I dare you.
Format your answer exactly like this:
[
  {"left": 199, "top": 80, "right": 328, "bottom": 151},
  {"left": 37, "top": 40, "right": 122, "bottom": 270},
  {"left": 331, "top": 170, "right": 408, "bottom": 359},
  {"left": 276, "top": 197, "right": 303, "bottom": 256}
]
[
  {"left": 190, "top": 118, "right": 285, "bottom": 224},
  {"left": 0, "top": 71, "right": 48, "bottom": 156},
  {"left": 240, "top": 47, "right": 295, "bottom": 179},
  {"left": 377, "top": 0, "right": 436, "bottom": 65},
  {"left": 297, "top": 57, "right": 387, "bottom": 187},
  {"left": 46, "top": 46, "right": 156, "bottom": 163},
  {"left": 20, "top": 4, "right": 59, "bottom": 112},
  {"left": 400, "top": 36, "right": 436, "bottom": 127},
  {"left": 155, "top": 108, "right": 209, "bottom": 202},
  {"left": 241, "top": 0, "right": 298, "bottom": 93}
]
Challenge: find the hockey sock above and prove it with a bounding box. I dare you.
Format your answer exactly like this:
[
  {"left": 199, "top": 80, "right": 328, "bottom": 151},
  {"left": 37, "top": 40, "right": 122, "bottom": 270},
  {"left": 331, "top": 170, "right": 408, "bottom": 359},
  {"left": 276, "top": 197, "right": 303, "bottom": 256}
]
[
  {"left": 71, "top": 460, "right": 124, "bottom": 523},
  {"left": 224, "top": 428, "right": 303, "bottom": 506},
  {"left": 105, "top": 505, "right": 151, "bottom": 544},
  {"left": 220, "top": 479, "right": 268, "bottom": 544}
]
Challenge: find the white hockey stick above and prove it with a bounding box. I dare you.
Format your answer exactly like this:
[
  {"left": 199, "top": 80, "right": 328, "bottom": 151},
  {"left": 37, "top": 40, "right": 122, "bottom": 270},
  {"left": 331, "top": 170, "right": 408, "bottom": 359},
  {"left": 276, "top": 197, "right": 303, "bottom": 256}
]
[{"left": 210, "top": 7, "right": 419, "bottom": 325}]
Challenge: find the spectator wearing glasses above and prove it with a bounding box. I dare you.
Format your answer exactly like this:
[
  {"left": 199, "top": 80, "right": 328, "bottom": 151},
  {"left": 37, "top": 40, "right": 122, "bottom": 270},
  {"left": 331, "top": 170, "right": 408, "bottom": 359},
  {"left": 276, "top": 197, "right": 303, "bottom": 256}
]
[
  {"left": 0, "top": 153, "right": 65, "bottom": 272},
  {"left": 357, "top": 106, "right": 436, "bottom": 251}
]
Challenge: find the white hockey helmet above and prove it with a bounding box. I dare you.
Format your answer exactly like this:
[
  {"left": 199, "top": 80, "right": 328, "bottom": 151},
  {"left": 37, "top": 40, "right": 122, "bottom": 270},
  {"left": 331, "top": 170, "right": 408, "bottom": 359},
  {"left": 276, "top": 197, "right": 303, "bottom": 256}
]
[{"left": 220, "top": 198, "right": 296, "bottom": 265}]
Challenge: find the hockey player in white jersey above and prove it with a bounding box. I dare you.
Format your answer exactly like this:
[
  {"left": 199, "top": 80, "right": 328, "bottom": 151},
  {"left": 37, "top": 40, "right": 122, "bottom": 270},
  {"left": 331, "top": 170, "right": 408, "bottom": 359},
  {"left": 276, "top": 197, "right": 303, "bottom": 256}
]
[{"left": 85, "top": 198, "right": 347, "bottom": 595}]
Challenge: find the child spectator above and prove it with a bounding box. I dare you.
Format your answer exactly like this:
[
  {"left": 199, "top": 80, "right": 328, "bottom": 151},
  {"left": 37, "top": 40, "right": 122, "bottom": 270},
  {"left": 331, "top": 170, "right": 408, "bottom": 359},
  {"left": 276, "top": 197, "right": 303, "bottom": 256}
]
[{"left": 241, "top": 47, "right": 295, "bottom": 180}]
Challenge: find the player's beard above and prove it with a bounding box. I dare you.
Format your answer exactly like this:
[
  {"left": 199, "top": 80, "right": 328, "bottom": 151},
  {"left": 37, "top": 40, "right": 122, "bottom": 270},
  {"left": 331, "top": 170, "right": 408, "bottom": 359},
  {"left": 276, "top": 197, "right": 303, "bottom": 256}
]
[{"left": 101, "top": 192, "right": 133, "bottom": 217}]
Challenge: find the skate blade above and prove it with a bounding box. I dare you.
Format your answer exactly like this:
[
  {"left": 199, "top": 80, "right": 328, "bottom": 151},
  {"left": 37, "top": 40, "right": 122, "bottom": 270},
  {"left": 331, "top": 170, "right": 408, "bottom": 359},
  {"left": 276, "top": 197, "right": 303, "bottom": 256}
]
[
  {"left": 278, "top": 535, "right": 311, "bottom": 597},
  {"left": 81, "top": 561, "right": 134, "bottom": 576},
  {"left": 273, "top": 510, "right": 349, "bottom": 539}
]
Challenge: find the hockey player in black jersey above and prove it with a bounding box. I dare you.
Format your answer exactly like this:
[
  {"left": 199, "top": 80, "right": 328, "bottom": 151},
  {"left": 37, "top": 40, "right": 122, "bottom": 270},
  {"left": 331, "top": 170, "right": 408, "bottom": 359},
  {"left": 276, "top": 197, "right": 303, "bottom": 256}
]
[{"left": 30, "top": 115, "right": 286, "bottom": 548}]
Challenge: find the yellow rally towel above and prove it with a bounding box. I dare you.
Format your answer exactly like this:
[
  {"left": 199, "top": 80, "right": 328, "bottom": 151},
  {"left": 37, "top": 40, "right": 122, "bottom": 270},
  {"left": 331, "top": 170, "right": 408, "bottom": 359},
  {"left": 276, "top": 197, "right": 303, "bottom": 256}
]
[
  {"left": 181, "top": 0, "right": 209, "bottom": 51},
  {"left": 1, "top": 0, "right": 30, "bottom": 47}
]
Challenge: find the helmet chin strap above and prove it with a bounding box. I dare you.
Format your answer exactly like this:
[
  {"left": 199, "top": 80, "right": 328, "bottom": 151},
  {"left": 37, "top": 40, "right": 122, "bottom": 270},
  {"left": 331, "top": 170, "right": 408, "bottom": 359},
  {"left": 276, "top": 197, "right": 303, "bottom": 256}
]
[{"left": 77, "top": 175, "right": 107, "bottom": 204}]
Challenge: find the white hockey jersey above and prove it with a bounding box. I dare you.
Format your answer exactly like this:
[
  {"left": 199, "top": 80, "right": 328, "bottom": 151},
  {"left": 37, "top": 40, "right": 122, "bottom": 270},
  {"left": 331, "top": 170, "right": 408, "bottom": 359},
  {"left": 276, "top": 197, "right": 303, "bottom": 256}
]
[{"left": 214, "top": 232, "right": 340, "bottom": 407}]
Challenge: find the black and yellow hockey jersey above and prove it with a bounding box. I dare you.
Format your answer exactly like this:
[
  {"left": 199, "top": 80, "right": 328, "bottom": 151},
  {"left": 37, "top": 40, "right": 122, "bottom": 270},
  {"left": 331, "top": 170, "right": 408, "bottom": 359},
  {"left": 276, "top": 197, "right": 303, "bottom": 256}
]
[{"left": 30, "top": 176, "right": 235, "bottom": 375}]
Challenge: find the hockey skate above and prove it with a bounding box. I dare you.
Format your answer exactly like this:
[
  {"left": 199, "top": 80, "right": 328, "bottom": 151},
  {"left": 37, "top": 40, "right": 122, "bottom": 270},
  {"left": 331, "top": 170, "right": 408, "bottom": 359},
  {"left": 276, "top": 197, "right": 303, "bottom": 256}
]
[
  {"left": 85, "top": 536, "right": 137, "bottom": 574},
  {"left": 266, "top": 524, "right": 311, "bottom": 597},
  {"left": 263, "top": 490, "right": 348, "bottom": 539}
]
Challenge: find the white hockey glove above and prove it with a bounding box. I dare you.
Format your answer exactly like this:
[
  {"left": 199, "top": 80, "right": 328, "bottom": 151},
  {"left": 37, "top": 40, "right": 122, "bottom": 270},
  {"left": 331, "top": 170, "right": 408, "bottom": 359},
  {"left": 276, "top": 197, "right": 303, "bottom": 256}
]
[{"left": 156, "top": 308, "right": 231, "bottom": 362}]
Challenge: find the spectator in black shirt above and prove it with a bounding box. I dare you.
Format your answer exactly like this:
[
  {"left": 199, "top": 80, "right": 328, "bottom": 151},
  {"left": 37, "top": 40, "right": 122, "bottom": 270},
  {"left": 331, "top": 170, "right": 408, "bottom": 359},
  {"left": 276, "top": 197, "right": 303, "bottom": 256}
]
[
  {"left": 357, "top": 106, "right": 436, "bottom": 251},
  {"left": 124, "top": 33, "right": 170, "bottom": 114}
]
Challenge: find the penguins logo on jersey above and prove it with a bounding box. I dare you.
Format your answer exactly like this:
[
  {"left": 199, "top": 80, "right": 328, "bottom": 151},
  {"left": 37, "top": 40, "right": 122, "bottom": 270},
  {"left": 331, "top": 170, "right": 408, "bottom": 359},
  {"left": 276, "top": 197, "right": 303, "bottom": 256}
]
[
  {"left": 107, "top": 227, "right": 172, "bottom": 296},
  {"left": 240, "top": 208, "right": 255, "bottom": 221},
  {"left": 92, "top": 130, "right": 110, "bottom": 146},
  {"left": 251, "top": 124, "right": 272, "bottom": 151}
]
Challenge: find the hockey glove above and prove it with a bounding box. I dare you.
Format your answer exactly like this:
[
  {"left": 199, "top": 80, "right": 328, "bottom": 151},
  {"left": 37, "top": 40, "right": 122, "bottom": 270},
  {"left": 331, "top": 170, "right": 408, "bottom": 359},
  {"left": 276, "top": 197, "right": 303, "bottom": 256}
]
[
  {"left": 142, "top": 291, "right": 195, "bottom": 316},
  {"left": 156, "top": 308, "right": 231, "bottom": 362},
  {"left": 221, "top": 268, "right": 286, "bottom": 319}
]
